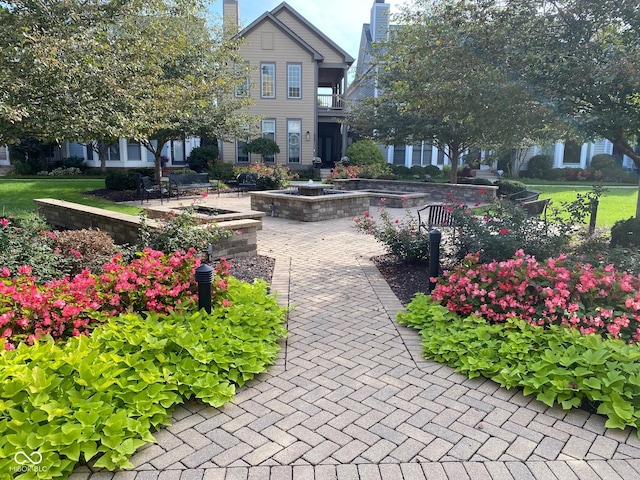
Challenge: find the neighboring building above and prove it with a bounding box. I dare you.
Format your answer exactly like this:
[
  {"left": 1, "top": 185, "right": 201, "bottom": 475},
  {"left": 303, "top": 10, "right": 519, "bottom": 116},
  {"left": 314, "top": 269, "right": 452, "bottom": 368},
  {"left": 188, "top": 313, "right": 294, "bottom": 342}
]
[
  {"left": 54, "top": 138, "right": 200, "bottom": 170},
  {"left": 0, "top": 146, "right": 9, "bottom": 166},
  {"left": 348, "top": 0, "right": 637, "bottom": 175},
  {"left": 219, "top": 0, "right": 354, "bottom": 169},
  {"left": 348, "top": 0, "right": 445, "bottom": 169}
]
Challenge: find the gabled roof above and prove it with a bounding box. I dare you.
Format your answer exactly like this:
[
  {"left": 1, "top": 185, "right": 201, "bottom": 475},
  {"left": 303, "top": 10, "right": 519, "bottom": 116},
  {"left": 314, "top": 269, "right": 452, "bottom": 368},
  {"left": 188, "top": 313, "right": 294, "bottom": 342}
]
[{"left": 236, "top": 2, "right": 354, "bottom": 65}]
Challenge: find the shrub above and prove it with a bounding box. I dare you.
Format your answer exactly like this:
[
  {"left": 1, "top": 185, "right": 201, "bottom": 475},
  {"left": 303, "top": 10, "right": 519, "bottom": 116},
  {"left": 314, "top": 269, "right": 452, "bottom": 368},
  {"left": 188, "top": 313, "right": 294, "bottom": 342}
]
[
  {"left": 611, "top": 217, "right": 640, "bottom": 248},
  {"left": 354, "top": 199, "right": 429, "bottom": 262},
  {"left": 346, "top": 140, "right": 386, "bottom": 166},
  {"left": 591, "top": 153, "right": 619, "bottom": 171},
  {"left": 209, "top": 161, "right": 236, "bottom": 182},
  {"left": 0, "top": 277, "right": 286, "bottom": 477},
  {"left": 325, "top": 164, "right": 362, "bottom": 180},
  {"left": 391, "top": 165, "right": 412, "bottom": 179},
  {"left": 524, "top": 154, "right": 553, "bottom": 179},
  {"left": 50, "top": 229, "right": 120, "bottom": 276},
  {"left": 187, "top": 145, "right": 219, "bottom": 172},
  {"left": 241, "top": 163, "right": 297, "bottom": 190},
  {"left": 138, "top": 208, "right": 234, "bottom": 256},
  {"left": 0, "top": 214, "right": 72, "bottom": 281},
  {"left": 398, "top": 295, "right": 640, "bottom": 431},
  {"left": 105, "top": 168, "right": 155, "bottom": 191},
  {"left": 423, "top": 165, "right": 443, "bottom": 178},
  {"left": 494, "top": 179, "right": 526, "bottom": 197},
  {"left": 431, "top": 251, "right": 640, "bottom": 343},
  {"left": 361, "top": 162, "right": 392, "bottom": 179},
  {"left": 448, "top": 199, "right": 569, "bottom": 263}
]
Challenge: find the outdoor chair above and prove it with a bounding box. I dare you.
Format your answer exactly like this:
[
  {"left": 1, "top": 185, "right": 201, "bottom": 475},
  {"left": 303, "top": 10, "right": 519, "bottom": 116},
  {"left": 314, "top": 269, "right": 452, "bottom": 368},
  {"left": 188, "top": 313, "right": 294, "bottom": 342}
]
[
  {"left": 417, "top": 204, "right": 455, "bottom": 233},
  {"left": 139, "top": 175, "right": 168, "bottom": 204}
]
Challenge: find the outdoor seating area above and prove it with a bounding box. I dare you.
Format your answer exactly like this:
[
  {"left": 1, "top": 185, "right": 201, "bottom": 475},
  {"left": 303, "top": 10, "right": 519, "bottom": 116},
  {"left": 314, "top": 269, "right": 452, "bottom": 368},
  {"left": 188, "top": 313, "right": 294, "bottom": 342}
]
[
  {"left": 168, "top": 172, "right": 219, "bottom": 200},
  {"left": 237, "top": 172, "right": 258, "bottom": 196}
]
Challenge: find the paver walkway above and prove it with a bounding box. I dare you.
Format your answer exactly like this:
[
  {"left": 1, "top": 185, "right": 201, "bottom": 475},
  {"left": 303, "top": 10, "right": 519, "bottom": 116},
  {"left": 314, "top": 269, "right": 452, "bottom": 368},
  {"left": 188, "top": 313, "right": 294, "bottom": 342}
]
[{"left": 73, "top": 194, "right": 640, "bottom": 480}]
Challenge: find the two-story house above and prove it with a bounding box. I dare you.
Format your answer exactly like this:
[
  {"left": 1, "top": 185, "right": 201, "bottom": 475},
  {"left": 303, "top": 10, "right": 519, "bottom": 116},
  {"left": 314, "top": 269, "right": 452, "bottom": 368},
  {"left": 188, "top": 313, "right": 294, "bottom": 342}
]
[{"left": 219, "top": 1, "right": 354, "bottom": 170}]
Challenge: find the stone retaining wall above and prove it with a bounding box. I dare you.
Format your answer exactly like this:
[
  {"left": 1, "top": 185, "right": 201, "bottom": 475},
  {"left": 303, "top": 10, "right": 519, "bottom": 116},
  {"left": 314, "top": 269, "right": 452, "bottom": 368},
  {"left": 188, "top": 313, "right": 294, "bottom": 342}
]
[
  {"left": 331, "top": 179, "right": 497, "bottom": 204},
  {"left": 34, "top": 199, "right": 259, "bottom": 258},
  {"left": 250, "top": 191, "right": 370, "bottom": 222}
]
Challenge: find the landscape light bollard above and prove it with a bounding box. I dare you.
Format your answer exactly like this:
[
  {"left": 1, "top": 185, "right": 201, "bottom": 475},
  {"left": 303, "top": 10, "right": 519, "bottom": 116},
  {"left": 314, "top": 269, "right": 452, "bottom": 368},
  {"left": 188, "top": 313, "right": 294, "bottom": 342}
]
[
  {"left": 428, "top": 229, "right": 442, "bottom": 292},
  {"left": 195, "top": 264, "right": 214, "bottom": 313}
]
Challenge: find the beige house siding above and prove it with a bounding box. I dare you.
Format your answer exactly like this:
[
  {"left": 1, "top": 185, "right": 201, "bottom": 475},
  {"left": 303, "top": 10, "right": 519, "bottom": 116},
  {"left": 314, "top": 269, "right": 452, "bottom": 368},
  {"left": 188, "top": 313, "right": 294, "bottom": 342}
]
[
  {"left": 273, "top": 10, "right": 345, "bottom": 64},
  {"left": 221, "top": 19, "right": 317, "bottom": 167}
]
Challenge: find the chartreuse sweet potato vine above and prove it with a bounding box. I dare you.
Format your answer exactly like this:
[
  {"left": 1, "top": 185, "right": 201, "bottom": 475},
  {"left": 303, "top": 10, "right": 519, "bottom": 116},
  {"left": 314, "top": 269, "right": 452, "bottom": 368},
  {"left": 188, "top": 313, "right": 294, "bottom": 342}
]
[
  {"left": 0, "top": 278, "right": 287, "bottom": 479},
  {"left": 398, "top": 294, "right": 640, "bottom": 436}
]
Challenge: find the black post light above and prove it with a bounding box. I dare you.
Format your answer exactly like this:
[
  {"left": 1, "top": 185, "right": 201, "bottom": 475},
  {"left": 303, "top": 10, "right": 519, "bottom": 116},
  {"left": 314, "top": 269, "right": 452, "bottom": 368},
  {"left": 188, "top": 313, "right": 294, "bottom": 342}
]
[{"left": 195, "top": 264, "right": 214, "bottom": 313}]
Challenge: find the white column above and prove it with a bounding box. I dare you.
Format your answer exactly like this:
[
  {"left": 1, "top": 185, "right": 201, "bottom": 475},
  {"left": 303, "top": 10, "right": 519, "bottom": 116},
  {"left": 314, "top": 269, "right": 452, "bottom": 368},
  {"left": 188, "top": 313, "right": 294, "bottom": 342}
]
[
  {"left": 554, "top": 142, "right": 564, "bottom": 168},
  {"left": 431, "top": 145, "right": 438, "bottom": 166},
  {"left": 579, "top": 143, "right": 588, "bottom": 169}
]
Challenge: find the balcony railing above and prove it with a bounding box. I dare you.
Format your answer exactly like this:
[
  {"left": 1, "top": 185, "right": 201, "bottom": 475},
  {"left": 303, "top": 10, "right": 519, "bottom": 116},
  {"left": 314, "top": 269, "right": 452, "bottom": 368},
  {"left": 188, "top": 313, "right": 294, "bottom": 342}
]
[{"left": 317, "top": 94, "right": 344, "bottom": 110}]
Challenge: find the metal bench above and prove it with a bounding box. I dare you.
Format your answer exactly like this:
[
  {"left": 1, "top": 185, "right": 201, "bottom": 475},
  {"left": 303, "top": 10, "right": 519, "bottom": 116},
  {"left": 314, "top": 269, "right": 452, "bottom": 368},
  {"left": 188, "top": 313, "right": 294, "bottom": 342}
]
[
  {"left": 138, "top": 175, "right": 168, "bottom": 204},
  {"left": 168, "top": 173, "right": 218, "bottom": 200},
  {"left": 237, "top": 172, "right": 258, "bottom": 196},
  {"left": 506, "top": 190, "right": 541, "bottom": 203},
  {"left": 417, "top": 204, "right": 455, "bottom": 233},
  {"left": 521, "top": 197, "right": 550, "bottom": 218}
]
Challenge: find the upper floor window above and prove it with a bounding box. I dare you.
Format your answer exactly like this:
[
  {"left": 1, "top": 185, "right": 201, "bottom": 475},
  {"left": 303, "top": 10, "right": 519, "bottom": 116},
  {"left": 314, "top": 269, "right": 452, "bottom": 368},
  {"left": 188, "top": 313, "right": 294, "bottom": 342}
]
[
  {"left": 287, "top": 64, "right": 301, "bottom": 99},
  {"left": 235, "top": 62, "right": 249, "bottom": 98},
  {"left": 261, "top": 63, "right": 275, "bottom": 98}
]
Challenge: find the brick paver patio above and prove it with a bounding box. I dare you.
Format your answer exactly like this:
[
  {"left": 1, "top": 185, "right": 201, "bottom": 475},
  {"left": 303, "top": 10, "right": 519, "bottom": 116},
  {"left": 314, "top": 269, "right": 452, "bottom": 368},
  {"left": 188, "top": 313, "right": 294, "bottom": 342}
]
[{"left": 71, "top": 193, "right": 640, "bottom": 480}]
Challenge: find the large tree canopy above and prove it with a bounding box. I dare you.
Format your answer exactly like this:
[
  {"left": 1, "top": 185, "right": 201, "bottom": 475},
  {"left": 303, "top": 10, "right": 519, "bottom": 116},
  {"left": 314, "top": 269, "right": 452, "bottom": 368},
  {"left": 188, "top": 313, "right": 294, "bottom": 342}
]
[
  {"left": 492, "top": 0, "right": 640, "bottom": 214},
  {"left": 0, "top": 0, "right": 254, "bottom": 178},
  {"left": 349, "top": 0, "right": 560, "bottom": 183}
]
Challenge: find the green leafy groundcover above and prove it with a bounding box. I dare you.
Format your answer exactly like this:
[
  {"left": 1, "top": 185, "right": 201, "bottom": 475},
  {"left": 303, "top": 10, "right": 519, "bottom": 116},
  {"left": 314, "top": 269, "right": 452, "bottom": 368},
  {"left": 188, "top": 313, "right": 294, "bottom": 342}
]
[
  {"left": 0, "top": 278, "right": 286, "bottom": 479},
  {"left": 398, "top": 294, "right": 640, "bottom": 435}
]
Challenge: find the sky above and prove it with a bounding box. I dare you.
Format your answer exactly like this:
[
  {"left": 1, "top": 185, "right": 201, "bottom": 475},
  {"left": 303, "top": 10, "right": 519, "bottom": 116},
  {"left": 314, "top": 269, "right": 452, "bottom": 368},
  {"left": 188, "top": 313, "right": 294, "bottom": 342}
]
[{"left": 209, "top": 0, "right": 406, "bottom": 62}]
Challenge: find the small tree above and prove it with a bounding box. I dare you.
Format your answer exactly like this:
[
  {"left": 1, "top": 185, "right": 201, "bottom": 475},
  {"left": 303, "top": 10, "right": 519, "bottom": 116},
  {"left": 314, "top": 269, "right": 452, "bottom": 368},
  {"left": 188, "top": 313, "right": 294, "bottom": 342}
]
[{"left": 244, "top": 138, "right": 280, "bottom": 163}]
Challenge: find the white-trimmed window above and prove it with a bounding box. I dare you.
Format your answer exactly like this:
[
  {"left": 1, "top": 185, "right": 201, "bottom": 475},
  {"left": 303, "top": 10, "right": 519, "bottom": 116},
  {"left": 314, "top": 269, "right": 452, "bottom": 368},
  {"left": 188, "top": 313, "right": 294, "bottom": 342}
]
[
  {"left": 235, "top": 62, "right": 249, "bottom": 98},
  {"left": 287, "top": 120, "right": 301, "bottom": 163},
  {"left": 262, "top": 119, "right": 276, "bottom": 163},
  {"left": 127, "top": 140, "right": 142, "bottom": 161},
  {"left": 287, "top": 64, "right": 301, "bottom": 99},
  {"left": 261, "top": 63, "right": 275, "bottom": 98},
  {"left": 98, "top": 142, "right": 120, "bottom": 161}
]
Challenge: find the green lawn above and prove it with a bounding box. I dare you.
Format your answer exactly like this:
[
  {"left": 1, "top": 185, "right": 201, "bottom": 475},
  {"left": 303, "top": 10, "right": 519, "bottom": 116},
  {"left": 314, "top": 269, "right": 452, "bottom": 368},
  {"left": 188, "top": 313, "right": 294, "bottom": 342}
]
[
  {"left": 0, "top": 178, "right": 142, "bottom": 218},
  {"left": 534, "top": 185, "right": 637, "bottom": 227}
]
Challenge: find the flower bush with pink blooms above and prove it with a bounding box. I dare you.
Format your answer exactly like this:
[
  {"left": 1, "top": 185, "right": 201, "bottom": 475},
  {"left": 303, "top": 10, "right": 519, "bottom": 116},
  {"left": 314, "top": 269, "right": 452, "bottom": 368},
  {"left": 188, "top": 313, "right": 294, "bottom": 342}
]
[
  {"left": 431, "top": 250, "right": 640, "bottom": 344},
  {"left": 354, "top": 198, "right": 429, "bottom": 261},
  {"left": 0, "top": 248, "right": 233, "bottom": 350}
]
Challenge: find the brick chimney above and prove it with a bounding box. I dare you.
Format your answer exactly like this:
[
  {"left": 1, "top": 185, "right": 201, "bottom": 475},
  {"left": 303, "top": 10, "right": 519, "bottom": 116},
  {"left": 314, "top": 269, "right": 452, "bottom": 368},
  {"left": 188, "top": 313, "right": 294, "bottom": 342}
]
[{"left": 223, "top": 0, "right": 239, "bottom": 34}]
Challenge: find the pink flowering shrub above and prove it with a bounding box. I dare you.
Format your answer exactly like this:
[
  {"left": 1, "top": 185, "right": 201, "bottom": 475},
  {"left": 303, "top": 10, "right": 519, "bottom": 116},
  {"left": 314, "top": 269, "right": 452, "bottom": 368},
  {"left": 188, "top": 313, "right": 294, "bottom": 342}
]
[
  {"left": 325, "top": 164, "right": 362, "bottom": 180},
  {"left": 0, "top": 248, "right": 232, "bottom": 350},
  {"left": 354, "top": 198, "right": 429, "bottom": 261},
  {"left": 431, "top": 250, "right": 640, "bottom": 344}
]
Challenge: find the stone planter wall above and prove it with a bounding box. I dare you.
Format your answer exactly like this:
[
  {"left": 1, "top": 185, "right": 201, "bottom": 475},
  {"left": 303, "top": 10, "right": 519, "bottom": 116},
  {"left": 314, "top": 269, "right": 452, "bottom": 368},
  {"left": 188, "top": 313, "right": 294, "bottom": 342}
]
[
  {"left": 34, "top": 199, "right": 260, "bottom": 258},
  {"left": 331, "top": 179, "right": 497, "bottom": 204},
  {"left": 250, "top": 191, "right": 370, "bottom": 222}
]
